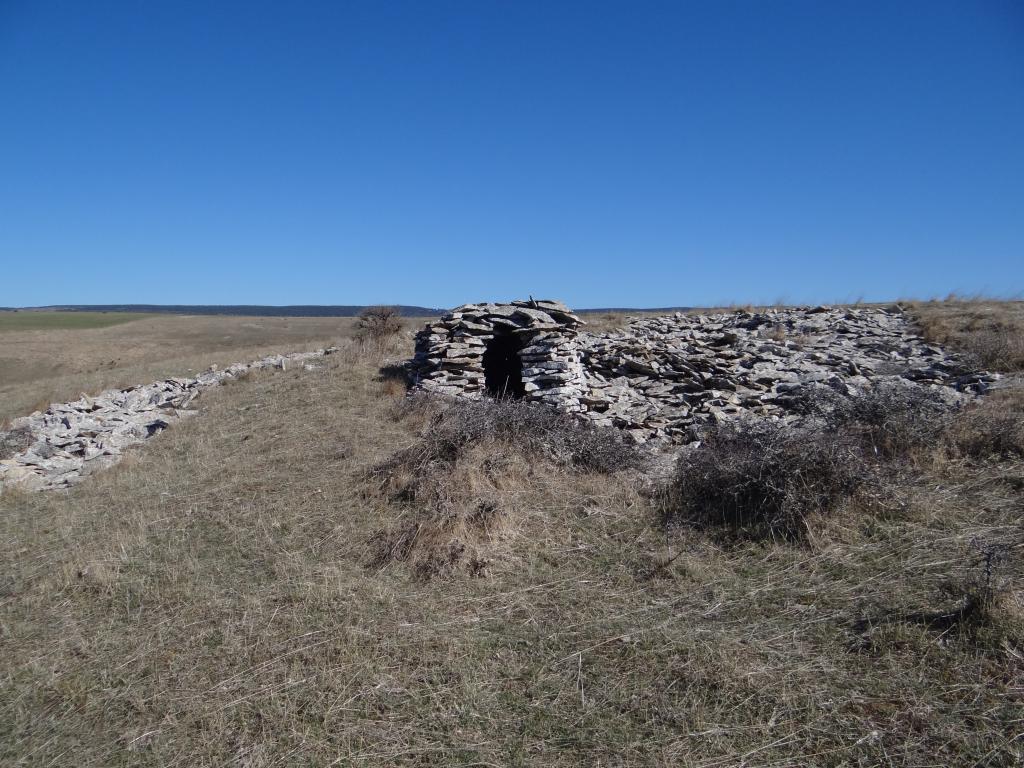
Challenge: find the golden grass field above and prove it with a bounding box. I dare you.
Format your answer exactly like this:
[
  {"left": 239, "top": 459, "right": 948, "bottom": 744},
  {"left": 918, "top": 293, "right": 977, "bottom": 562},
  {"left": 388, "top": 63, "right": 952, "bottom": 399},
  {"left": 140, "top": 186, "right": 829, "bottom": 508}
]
[{"left": 1, "top": 303, "right": 1022, "bottom": 766}]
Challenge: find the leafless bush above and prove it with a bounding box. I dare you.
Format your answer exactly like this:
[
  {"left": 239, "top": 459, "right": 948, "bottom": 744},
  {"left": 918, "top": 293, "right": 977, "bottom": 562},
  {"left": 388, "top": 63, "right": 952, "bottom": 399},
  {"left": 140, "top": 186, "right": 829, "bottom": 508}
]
[
  {"left": 801, "top": 381, "right": 951, "bottom": 459},
  {"left": 355, "top": 305, "right": 403, "bottom": 344},
  {"left": 663, "top": 419, "right": 875, "bottom": 541}
]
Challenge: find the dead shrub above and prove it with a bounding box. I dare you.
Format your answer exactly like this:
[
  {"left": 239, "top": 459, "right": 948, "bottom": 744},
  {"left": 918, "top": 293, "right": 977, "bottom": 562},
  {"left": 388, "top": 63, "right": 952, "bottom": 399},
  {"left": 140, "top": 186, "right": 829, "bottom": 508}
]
[
  {"left": 663, "top": 419, "right": 875, "bottom": 541},
  {"left": 355, "top": 305, "right": 403, "bottom": 345}
]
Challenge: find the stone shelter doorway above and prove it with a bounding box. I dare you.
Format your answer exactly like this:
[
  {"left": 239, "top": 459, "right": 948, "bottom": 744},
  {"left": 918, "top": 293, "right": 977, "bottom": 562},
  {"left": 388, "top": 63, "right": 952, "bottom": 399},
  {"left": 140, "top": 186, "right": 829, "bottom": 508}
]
[{"left": 482, "top": 332, "right": 526, "bottom": 399}]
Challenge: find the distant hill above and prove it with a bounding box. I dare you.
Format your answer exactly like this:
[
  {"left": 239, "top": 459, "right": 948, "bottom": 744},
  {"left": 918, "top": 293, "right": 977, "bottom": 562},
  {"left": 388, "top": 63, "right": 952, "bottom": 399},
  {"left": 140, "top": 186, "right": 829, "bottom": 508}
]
[
  {"left": 15, "top": 304, "right": 445, "bottom": 318},
  {"left": 7, "top": 304, "right": 694, "bottom": 317}
]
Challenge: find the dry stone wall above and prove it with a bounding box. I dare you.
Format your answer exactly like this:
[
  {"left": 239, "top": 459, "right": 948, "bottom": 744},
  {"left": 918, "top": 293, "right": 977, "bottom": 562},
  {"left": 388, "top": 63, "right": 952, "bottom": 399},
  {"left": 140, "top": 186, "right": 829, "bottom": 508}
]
[
  {"left": 0, "top": 348, "right": 336, "bottom": 492},
  {"left": 413, "top": 301, "right": 1000, "bottom": 444}
]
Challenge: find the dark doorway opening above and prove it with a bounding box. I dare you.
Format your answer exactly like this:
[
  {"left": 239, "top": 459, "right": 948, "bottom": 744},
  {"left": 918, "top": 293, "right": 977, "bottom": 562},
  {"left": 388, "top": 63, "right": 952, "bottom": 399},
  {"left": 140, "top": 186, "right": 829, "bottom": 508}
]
[{"left": 483, "top": 333, "right": 526, "bottom": 399}]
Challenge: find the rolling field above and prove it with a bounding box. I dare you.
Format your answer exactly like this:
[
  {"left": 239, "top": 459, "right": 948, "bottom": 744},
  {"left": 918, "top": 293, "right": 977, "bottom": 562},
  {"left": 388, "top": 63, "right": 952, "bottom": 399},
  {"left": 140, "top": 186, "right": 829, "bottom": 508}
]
[{"left": 0, "top": 302, "right": 1022, "bottom": 766}]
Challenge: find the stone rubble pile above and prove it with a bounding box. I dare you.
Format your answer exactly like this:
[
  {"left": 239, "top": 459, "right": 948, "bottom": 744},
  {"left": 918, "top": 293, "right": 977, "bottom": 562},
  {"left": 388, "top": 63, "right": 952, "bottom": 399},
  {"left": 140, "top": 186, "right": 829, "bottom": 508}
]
[
  {"left": 575, "top": 306, "right": 997, "bottom": 442},
  {"left": 412, "top": 301, "right": 1000, "bottom": 444},
  {"left": 0, "top": 347, "right": 336, "bottom": 492}
]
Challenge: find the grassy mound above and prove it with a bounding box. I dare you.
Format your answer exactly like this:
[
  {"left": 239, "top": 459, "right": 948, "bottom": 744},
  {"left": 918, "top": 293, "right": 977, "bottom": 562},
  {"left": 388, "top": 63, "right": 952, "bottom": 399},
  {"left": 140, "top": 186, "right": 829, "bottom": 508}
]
[{"left": 368, "top": 396, "right": 645, "bottom": 578}]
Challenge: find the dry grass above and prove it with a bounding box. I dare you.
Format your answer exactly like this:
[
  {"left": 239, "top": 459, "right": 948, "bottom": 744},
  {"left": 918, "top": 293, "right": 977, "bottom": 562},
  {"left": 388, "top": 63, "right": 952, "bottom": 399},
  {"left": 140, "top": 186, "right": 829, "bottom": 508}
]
[
  {"left": 578, "top": 311, "right": 629, "bottom": 333},
  {"left": 909, "top": 298, "right": 1024, "bottom": 372},
  {"left": 945, "top": 387, "right": 1024, "bottom": 461},
  {"left": 367, "top": 396, "right": 645, "bottom": 579},
  {"left": 577, "top": 310, "right": 670, "bottom": 333},
  {"left": 0, "top": 310, "right": 158, "bottom": 331},
  {"left": 1, "top": 307, "right": 1022, "bottom": 765}
]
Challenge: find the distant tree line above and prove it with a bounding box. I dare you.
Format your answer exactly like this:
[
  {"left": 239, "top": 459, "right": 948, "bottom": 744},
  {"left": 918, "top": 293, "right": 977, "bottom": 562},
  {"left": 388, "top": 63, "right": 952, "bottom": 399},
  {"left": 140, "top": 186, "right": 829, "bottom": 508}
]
[{"left": 15, "top": 304, "right": 445, "bottom": 317}]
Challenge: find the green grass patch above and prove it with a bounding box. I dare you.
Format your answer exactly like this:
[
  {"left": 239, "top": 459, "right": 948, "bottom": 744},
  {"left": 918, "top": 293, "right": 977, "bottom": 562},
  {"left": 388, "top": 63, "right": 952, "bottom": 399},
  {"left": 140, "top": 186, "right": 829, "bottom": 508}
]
[{"left": 0, "top": 311, "right": 156, "bottom": 331}]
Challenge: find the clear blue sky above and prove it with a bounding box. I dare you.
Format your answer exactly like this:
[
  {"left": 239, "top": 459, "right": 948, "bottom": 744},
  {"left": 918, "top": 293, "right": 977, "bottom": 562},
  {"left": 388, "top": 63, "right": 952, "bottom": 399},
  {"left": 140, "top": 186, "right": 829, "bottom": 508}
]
[{"left": 1, "top": 1, "right": 1022, "bottom": 308}]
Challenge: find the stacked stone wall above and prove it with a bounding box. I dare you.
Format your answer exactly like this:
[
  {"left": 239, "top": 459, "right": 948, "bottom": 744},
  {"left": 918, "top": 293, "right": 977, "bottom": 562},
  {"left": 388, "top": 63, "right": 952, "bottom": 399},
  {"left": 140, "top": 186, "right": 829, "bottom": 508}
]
[{"left": 412, "top": 299, "right": 588, "bottom": 412}]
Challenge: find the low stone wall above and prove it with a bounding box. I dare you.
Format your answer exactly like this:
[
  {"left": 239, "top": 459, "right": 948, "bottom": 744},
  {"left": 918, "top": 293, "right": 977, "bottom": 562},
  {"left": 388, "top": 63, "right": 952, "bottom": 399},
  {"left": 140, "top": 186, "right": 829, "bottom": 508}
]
[{"left": 0, "top": 348, "right": 336, "bottom": 492}]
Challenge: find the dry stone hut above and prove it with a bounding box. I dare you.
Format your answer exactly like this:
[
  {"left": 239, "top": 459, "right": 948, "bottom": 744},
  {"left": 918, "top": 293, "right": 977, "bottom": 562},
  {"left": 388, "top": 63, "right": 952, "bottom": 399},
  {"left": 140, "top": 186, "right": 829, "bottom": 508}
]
[
  {"left": 411, "top": 299, "right": 588, "bottom": 412},
  {"left": 412, "top": 299, "right": 1000, "bottom": 445}
]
